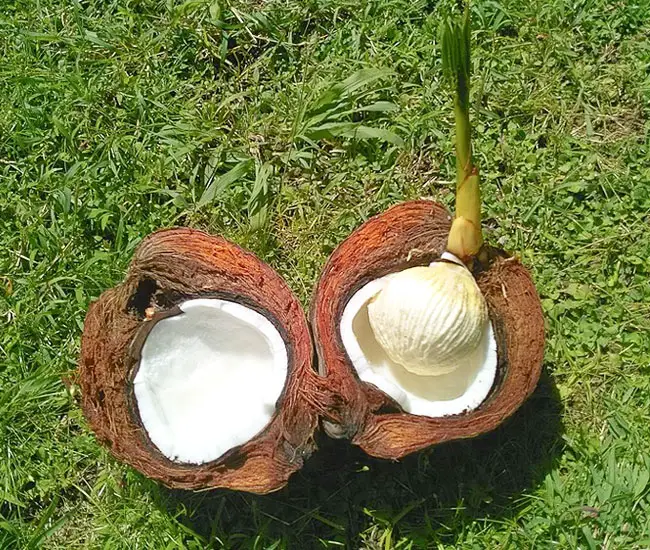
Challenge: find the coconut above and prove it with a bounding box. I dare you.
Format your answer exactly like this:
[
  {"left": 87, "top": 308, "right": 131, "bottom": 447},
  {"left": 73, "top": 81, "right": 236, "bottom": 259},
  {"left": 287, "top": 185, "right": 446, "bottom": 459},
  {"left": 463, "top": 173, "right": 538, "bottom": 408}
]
[
  {"left": 78, "top": 228, "right": 319, "bottom": 493},
  {"left": 311, "top": 200, "right": 544, "bottom": 457}
]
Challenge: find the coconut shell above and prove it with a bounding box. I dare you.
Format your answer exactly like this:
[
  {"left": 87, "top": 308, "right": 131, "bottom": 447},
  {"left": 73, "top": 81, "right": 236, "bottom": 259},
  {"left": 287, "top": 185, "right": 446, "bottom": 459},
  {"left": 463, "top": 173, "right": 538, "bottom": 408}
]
[
  {"left": 78, "top": 228, "right": 319, "bottom": 493},
  {"left": 311, "top": 200, "right": 545, "bottom": 458}
]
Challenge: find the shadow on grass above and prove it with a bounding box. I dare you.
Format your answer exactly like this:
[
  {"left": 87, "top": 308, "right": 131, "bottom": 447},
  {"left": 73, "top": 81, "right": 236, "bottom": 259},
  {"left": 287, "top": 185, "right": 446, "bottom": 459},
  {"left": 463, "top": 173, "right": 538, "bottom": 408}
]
[{"left": 152, "top": 370, "right": 563, "bottom": 547}]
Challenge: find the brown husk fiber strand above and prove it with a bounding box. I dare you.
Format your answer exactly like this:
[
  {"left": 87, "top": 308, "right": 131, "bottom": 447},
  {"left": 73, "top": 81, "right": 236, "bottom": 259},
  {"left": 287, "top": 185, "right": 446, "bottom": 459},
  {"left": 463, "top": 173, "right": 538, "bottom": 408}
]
[
  {"left": 311, "top": 200, "right": 545, "bottom": 458},
  {"left": 79, "top": 228, "right": 319, "bottom": 493}
]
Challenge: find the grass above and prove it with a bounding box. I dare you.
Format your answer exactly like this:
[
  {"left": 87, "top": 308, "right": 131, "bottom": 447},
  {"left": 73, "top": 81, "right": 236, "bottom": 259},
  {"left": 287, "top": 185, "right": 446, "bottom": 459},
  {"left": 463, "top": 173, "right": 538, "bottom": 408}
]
[{"left": 1, "top": 0, "right": 649, "bottom": 547}]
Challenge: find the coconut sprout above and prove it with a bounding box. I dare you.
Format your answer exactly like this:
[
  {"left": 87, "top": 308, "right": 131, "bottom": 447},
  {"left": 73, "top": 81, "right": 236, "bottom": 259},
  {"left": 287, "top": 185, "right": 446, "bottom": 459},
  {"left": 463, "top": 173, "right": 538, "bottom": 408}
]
[{"left": 310, "top": 7, "right": 544, "bottom": 457}]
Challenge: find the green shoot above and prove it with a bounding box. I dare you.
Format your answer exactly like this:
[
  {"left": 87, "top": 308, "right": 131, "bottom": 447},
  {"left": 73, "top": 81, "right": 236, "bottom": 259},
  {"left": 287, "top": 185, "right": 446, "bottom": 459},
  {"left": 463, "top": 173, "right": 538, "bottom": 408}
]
[{"left": 441, "top": 5, "right": 483, "bottom": 261}]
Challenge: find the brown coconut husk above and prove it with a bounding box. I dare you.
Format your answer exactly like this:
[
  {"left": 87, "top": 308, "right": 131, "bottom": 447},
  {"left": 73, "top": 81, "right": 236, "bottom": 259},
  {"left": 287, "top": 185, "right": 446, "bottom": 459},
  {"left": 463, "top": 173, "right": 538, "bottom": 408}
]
[
  {"left": 310, "top": 200, "right": 545, "bottom": 458},
  {"left": 78, "top": 228, "right": 319, "bottom": 493}
]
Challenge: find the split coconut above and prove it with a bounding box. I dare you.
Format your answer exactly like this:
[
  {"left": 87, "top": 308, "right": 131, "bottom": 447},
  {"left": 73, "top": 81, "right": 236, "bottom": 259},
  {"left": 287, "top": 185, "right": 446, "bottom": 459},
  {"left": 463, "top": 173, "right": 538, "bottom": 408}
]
[
  {"left": 78, "top": 228, "right": 319, "bottom": 493},
  {"left": 78, "top": 8, "right": 545, "bottom": 490}
]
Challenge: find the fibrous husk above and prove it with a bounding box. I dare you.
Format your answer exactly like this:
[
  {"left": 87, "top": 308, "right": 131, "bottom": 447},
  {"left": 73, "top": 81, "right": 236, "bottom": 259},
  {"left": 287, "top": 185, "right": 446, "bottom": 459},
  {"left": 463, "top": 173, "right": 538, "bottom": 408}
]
[
  {"left": 78, "top": 228, "right": 319, "bottom": 493},
  {"left": 311, "top": 200, "right": 545, "bottom": 458}
]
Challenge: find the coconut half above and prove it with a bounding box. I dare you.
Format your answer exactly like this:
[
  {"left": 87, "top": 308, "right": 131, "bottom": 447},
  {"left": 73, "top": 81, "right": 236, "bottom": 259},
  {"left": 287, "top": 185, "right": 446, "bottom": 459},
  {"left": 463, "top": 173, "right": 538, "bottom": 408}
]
[
  {"left": 78, "top": 228, "right": 319, "bottom": 493},
  {"left": 311, "top": 200, "right": 545, "bottom": 458}
]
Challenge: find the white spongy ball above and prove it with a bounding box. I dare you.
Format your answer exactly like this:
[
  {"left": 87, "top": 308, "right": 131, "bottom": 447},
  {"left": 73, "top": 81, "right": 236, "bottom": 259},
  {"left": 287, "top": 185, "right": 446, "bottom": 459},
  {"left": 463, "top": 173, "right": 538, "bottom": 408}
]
[{"left": 367, "top": 262, "right": 488, "bottom": 376}]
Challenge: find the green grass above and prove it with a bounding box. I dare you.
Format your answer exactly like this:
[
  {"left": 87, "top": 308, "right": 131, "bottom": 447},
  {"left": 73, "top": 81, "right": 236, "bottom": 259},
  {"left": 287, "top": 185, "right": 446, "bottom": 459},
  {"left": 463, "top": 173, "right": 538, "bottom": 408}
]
[{"left": 1, "top": 0, "right": 650, "bottom": 547}]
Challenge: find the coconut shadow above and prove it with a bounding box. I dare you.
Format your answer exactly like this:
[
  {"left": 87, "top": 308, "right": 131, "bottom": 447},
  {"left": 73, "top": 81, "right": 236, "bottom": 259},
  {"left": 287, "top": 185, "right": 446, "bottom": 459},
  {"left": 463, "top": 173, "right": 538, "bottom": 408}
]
[{"left": 150, "top": 370, "right": 562, "bottom": 547}]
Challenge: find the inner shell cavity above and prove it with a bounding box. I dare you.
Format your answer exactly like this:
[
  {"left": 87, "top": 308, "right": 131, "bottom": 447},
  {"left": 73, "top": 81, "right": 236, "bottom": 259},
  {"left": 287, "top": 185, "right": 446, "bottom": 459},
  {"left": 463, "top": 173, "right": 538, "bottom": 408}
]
[
  {"left": 134, "top": 298, "right": 288, "bottom": 464},
  {"left": 340, "top": 270, "right": 497, "bottom": 417}
]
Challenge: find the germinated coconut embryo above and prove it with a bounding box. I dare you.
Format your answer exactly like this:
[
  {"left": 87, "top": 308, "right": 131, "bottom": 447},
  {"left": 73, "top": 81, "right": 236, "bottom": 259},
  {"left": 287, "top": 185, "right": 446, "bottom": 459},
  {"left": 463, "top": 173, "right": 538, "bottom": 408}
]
[
  {"left": 340, "top": 254, "right": 497, "bottom": 417},
  {"left": 133, "top": 298, "right": 288, "bottom": 464}
]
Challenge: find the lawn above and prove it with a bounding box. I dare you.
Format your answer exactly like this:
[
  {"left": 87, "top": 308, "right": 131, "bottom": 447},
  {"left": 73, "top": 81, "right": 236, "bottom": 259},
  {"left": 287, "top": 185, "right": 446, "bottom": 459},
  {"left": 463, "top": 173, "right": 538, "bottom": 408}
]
[{"left": 1, "top": 0, "right": 650, "bottom": 547}]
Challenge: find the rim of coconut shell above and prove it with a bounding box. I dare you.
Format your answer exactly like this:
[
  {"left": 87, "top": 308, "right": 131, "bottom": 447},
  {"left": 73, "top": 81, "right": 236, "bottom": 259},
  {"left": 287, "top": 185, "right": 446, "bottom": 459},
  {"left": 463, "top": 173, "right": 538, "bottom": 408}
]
[
  {"left": 310, "top": 200, "right": 545, "bottom": 459},
  {"left": 78, "top": 228, "right": 319, "bottom": 493}
]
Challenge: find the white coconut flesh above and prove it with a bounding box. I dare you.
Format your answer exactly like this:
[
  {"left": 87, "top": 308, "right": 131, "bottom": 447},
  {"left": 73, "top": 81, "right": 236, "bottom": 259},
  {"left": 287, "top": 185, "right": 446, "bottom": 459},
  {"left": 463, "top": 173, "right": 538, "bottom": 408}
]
[
  {"left": 340, "top": 257, "right": 498, "bottom": 417},
  {"left": 133, "top": 298, "right": 288, "bottom": 465}
]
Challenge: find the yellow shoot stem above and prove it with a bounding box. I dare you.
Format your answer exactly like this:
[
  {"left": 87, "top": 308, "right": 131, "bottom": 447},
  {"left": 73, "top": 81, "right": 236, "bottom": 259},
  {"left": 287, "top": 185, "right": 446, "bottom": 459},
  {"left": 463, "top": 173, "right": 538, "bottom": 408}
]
[{"left": 442, "top": 6, "right": 483, "bottom": 262}]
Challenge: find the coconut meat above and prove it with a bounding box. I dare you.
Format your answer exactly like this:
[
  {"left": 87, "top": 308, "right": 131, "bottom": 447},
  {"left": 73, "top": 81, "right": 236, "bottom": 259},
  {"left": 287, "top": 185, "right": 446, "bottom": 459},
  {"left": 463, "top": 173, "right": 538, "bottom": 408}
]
[
  {"left": 340, "top": 265, "right": 497, "bottom": 417},
  {"left": 133, "top": 298, "right": 288, "bottom": 465}
]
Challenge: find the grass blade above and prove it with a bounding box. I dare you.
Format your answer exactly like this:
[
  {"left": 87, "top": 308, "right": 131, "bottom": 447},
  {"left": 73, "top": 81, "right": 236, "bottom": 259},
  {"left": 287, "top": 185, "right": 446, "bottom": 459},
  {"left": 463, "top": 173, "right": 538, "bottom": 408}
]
[{"left": 198, "top": 159, "right": 253, "bottom": 208}]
